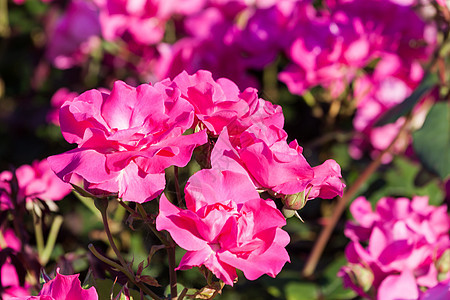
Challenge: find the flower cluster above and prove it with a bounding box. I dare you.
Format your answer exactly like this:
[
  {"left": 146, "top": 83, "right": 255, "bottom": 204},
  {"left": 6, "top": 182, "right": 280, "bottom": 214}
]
[
  {"left": 48, "top": 69, "right": 344, "bottom": 283},
  {"left": 339, "top": 196, "right": 450, "bottom": 299},
  {"left": 40, "top": 0, "right": 440, "bottom": 162}
]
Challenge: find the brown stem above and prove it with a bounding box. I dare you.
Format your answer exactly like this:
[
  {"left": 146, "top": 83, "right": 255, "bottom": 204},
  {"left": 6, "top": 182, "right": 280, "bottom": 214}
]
[
  {"left": 97, "top": 200, "right": 129, "bottom": 270},
  {"left": 302, "top": 117, "right": 411, "bottom": 277},
  {"left": 173, "top": 166, "right": 183, "bottom": 208},
  {"left": 167, "top": 245, "right": 178, "bottom": 299}
]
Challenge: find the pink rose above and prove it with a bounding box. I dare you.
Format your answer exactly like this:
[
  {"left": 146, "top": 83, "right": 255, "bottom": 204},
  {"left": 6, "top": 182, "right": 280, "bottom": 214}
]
[
  {"left": 9, "top": 270, "right": 98, "bottom": 300},
  {"left": 0, "top": 159, "right": 71, "bottom": 209},
  {"left": 48, "top": 80, "right": 207, "bottom": 203},
  {"left": 211, "top": 126, "right": 344, "bottom": 200},
  {"left": 156, "top": 169, "right": 290, "bottom": 285},
  {"left": 162, "top": 70, "right": 283, "bottom": 137}
]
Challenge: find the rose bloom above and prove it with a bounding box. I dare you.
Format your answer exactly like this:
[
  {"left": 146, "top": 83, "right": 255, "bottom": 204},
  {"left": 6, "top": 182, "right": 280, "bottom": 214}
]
[
  {"left": 0, "top": 159, "right": 71, "bottom": 210},
  {"left": 339, "top": 196, "right": 450, "bottom": 300},
  {"left": 156, "top": 168, "right": 290, "bottom": 285},
  {"left": 9, "top": 270, "right": 98, "bottom": 300},
  {"left": 48, "top": 79, "right": 207, "bottom": 203},
  {"left": 160, "top": 70, "right": 283, "bottom": 138},
  {"left": 211, "top": 125, "right": 345, "bottom": 200}
]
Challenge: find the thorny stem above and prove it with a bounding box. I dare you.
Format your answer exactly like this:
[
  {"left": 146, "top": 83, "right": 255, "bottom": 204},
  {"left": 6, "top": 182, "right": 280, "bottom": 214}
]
[
  {"left": 88, "top": 244, "right": 161, "bottom": 300},
  {"left": 302, "top": 116, "right": 412, "bottom": 277}
]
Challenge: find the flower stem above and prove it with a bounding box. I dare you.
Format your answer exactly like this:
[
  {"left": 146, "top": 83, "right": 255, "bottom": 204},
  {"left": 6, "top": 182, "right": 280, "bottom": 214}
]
[
  {"left": 173, "top": 166, "right": 183, "bottom": 208},
  {"left": 41, "top": 215, "right": 63, "bottom": 266},
  {"left": 136, "top": 203, "right": 177, "bottom": 298},
  {"left": 302, "top": 116, "right": 411, "bottom": 277},
  {"left": 95, "top": 199, "right": 128, "bottom": 270},
  {"left": 32, "top": 210, "right": 45, "bottom": 262},
  {"left": 89, "top": 244, "right": 161, "bottom": 300},
  {"left": 167, "top": 244, "right": 178, "bottom": 299}
]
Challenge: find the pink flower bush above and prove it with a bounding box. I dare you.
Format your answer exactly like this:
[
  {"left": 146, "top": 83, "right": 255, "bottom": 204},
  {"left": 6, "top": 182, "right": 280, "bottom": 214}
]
[
  {"left": 339, "top": 196, "right": 450, "bottom": 299},
  {"left": 47, "top": 80, "right": 207, "bottom": 203},
  {"left": 279, "top": 0, "right": 434, "bottom": 97},
  {"left": 46, "top": 0, "right": 101, "bottom": 69},
  {"left": 10, "top": 270, "right": 98, "bottom": 300},
  {"left": 1, "top": 229, "right": 30, "bottom": 299},
  {"left": 156, "top": 168, "right": 290, "bottom": 285},
  {"left": 0, "top": 159, "right": 71, "bottom": 210}
]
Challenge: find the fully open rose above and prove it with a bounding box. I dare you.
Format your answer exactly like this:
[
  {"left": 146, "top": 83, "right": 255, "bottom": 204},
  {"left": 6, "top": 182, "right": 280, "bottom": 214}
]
[
  {"left": 48, "top": 80, "right": 207, "bottom": 203},
  {"left": 156, "top": 168, "right": 290, "bottom": 285}
]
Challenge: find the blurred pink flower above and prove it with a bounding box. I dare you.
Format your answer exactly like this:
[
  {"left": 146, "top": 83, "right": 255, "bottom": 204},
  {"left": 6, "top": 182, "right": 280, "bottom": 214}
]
[
  {"left": 339, "top": 196, "right": 450, "bottom": 299},
  {"left": 47, "top": 80, "right": 207, "bottom": 203},
  {"left": 10, "top": 270, "right": 98, "bottom": 300},
  {"left": 46, "top": 88, "right": 78, "bottom": 126},
  {"left": 156, "top": 169, "right": 290, "bottom": 285},
  {"left": 46, "top": 0, "right": 101, "bottom": 69},
  {"left": 96, "top": 0, "right": 167, "bottom": 45},
  {"left": 350, "top": 53, "right": 432, "bottom": 161},
  {"left": 0, "top": 159, "right": 71, "bottom": 209},
  {"left": 0, "top": 229, "right": 30, "bottom": 299},
  {"left": 280, "top": 0, "right": 434, "bottom": 97}
]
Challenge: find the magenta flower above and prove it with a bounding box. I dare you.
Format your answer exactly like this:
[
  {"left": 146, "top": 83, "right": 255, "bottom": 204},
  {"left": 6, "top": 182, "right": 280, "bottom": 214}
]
[
  {"left": 47, "top": 80, "right": 207, "bottom": 203},
  {"left": 9, "top": 270, "right": 98, "bottom": 300},
  {"left": 211, "top": 126, "right": 344, "bottom": 199},
  {"left": 0, "top": 159, "right": 72, "bottom": 210},
  {"left": 46, "top": 0, "right": 101, "bottom": 69},
  {"left": 156, "top": 169, "right": 290, "bottom": 285},
  {"left": 161, "top": 70, "right": 283, "bottom": 138},
  {"left": 339, "top": 196, "right": 450, "bottom": 299}
]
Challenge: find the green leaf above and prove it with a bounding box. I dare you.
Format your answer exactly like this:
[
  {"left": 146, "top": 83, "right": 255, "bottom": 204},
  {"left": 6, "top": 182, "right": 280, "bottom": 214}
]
[
  {"left": 368, "top": 157, "right": 444, "bottom": 206},
  {"left": 375, "top": 72, "right": 439, "bottom": 126},
  {"left": 285, "top": 282, "right": 319, "bottom": 300},
  {"left": 413, "top": 102, "right": 450, "bottom": 180},
  {"left": 320, "top": 256, "right": 357, "bottom": 300}
]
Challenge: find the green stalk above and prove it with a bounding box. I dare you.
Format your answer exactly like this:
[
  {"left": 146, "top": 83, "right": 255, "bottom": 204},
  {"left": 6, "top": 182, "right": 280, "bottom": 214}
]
[{"left": 41, "top": 215, "right": 63, "bottom": 265}]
